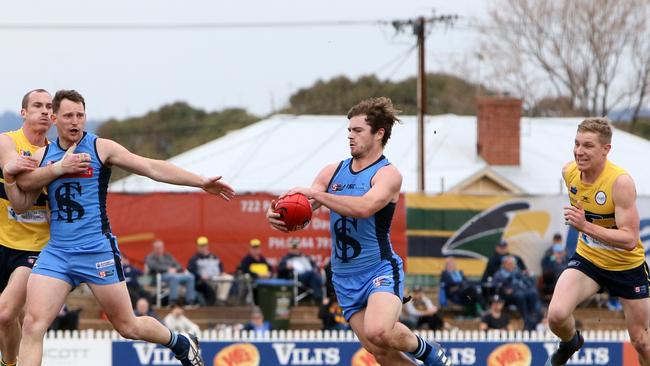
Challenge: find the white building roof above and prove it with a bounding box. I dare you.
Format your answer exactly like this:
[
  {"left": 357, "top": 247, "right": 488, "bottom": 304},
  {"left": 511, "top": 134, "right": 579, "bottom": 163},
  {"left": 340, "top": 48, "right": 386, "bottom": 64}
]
[{"left": 109, "top": 114, "right": 650, "bottom": 195}]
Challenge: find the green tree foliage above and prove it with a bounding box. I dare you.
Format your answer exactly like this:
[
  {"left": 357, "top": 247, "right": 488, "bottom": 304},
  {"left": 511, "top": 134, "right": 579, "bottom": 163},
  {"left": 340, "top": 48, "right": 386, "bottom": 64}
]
[
  {"left": 283, "top": 73, "right": 494, "bottom": 115},
  {"left": 97, "top": 102, "right": 259, "bottom": 180}
]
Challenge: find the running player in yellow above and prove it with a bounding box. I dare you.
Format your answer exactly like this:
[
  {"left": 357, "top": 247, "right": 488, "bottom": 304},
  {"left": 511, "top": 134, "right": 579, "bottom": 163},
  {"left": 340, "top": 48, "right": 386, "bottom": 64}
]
[
  {"left": 545, "top": 118, "right": 650, "bottom": 366},
  {"left": 0, "top": 89, "right": 55, "bottom": 366}
]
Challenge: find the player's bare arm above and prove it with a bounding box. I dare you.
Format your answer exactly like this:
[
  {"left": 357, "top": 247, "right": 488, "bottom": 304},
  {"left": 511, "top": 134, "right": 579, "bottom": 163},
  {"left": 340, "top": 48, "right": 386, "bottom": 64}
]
[
  {"left": 266, "top": 163, "right": 338, "bottom": 232},
  {"left": 14, "top": 144, "right": 90, "bottom": 192},
  {"left": 290, "top": 164, "right": 402, "bottom": 218},
  {"left": 98, "top": 138, "right": 234, "bottom": 200},
  {"left": 564, "top": 174, "right": 640, "bottom": 250},
  {"left": 0, "top": 134, "right": 42, "bottom": 212}
]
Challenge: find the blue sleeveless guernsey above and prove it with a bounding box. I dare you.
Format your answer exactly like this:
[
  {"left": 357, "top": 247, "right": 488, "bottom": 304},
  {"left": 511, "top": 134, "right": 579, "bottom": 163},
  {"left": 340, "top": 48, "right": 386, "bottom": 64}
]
[
  {"left": 41, "top": 132, "right": 112, "bottom": 248},
  {"left": 326, "top": 155, "right": 400, "bottom": 275},
  {"left": 33, "top": 132, "right": 122, "bottom": 287}
]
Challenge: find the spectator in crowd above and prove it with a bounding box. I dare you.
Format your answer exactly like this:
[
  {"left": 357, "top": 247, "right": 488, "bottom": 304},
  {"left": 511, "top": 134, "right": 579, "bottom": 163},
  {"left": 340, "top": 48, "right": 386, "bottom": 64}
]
[
  {"left": 277, "top": 239, "right": 323, "bottom": 303},
  {"left": 238, "top": 239, "right": 273, "bottom": 279},
  {"left": 242, "top": 307, "right": 272, "bottom": 334},
  {"left": 482, "top": 239, "right": 528, "bottom": 284},
  {"left": 540, "top": 233, "right": 568, "bottom": 298},
  {"left": 134, "top": 297, "right": 162, "bottom": 323},
  {"left": 440, "top": 257, "right": 483, "bottom": 315},
  {"left": 187, "top": 236, "right": 234, "bottom": 306},
  {"left": 403, "top": 286, "right": 446, "bottom": 331},
  {"left": 321, "top": 256, "right": 335, "bottom": 299},
  {"left": 145, "top": 239, "right": 198, "bottom": 308},
  {"left": 49, "top": 304, "right": 81, "bottom": 331},
  {"left": 163, "top": 304, "right": 201, "bottom": 335},
  {"left": 318, "top": 296, "right": 350, "bottom": 331},
  {"left": 493, "top": 255, "right": 541, "bottom": 330},
  {"left": 122, "top": 256, "right": 153, "bottom": 306},
  {"left": 480, "top": 295, "right": 511, "bottom": 331}
]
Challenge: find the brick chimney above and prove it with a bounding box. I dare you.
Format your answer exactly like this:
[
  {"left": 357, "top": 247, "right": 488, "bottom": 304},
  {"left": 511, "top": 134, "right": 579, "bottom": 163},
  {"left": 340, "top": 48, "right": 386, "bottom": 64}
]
[{"left": 476, "top": 97, "right": 523, "bottom": 165}]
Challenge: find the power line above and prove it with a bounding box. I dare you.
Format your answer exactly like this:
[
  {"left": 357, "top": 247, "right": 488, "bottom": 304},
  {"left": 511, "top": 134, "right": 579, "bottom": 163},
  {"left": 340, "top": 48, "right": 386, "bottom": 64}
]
[{"left": 0, "top": 19, "right": 395, "bottom": 31}]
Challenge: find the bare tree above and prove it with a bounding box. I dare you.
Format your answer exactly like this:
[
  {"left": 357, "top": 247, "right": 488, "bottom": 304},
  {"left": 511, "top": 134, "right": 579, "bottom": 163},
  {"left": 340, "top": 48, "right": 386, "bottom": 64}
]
[{"left": 480, "top": 0, "right": 648, "bottom": 118}]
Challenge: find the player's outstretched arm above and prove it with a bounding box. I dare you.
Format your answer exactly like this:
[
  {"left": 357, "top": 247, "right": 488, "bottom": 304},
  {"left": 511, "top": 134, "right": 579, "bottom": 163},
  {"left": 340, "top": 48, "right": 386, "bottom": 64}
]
[
  {"left": 564, "top": 174, "right": 640, "bottom": 251},
  {"left": 286, "top": 164, "right": 402, "bottom": 218},
  {"left": 98, "top": 138, "right": 235, "bottom": 200}
]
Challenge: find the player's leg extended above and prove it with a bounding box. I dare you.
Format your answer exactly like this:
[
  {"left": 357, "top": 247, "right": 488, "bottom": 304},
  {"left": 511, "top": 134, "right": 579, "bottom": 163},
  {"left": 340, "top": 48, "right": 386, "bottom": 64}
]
[
  {"left": 363, "top": 292, "right": 450, "bottom": 366},
  {"left": 548, "top": 269, "right": 599, "bottom": 339},
  {"left": 620, "top": 298, "right": 650, "bottom": 365},
  {"left": 89, "top": 281, "right": 172, "bottom": 343},
  {"left": 0, "top": 267, "right": 31, "bottom": 365},
  {"left": 89, "top": 281, "right": 204, "bottom": 366},
  {"left": 18, "top": 274, "right": 72, "bottom": 366},
  {"left": 546, "top": 269, "right": 599, "bottom": 366},
  {"left": 348, "top": 308, "right": 415, "bottom": 366}
]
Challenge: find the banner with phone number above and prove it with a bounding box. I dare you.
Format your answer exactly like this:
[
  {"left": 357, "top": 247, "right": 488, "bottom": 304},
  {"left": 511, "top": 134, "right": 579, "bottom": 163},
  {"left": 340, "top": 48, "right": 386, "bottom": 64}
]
[{"left": 112, "top": 339, "right": 640, "bottom": 366}]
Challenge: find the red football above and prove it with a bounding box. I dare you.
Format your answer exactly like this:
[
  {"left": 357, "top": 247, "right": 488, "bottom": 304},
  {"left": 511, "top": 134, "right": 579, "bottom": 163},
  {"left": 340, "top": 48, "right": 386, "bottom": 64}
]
[{"left": 274, "top": 193, "right": 312, "bottom": 231}]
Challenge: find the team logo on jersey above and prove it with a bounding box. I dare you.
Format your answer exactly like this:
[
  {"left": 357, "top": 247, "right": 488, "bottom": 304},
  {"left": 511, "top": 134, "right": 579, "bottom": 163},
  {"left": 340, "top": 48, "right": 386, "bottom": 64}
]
[
  {"left": 372, "top": 275, "right": 393, "bottom": 288},
  {"left": 333, "top": 217, "right": 361, "bottom": 263},
  {"left": 98, "top": 269, "right": 114, "bottom": 278},
  {"left": 331, "top": 183, "right": 343, "bottom": 191},
  {"left": 95, "top": 259, "right": 115, "bottom": 269},
  {"left": 570, "top": 186, "right": 578, "bottom": 194},
  {"left": 55, "top": 182, "right": 85, "bottom": 223},
  {"left": 595, "top": 191, "right": 607, "bottom": 205}
]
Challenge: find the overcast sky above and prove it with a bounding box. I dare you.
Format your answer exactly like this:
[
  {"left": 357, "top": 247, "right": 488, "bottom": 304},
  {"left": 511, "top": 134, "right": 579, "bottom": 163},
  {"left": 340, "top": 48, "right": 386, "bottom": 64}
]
[{"left": 0, "top": 0, "right": 488, "bottom": 121}]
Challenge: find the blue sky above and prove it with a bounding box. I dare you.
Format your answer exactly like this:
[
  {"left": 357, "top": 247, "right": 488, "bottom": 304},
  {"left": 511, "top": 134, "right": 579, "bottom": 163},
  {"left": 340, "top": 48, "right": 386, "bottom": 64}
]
[{"left": 0, "top": 0, "right": 487, "bottom": 121}]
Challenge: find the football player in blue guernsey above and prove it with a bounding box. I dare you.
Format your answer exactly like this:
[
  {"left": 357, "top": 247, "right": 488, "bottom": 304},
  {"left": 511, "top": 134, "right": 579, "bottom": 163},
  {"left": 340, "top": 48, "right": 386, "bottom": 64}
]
[
  {"left": 8, "top": 90, "right": 235, "bottom": 366},
  {"left": 267, "top": 97, "right": 450, "bottom": 366}
]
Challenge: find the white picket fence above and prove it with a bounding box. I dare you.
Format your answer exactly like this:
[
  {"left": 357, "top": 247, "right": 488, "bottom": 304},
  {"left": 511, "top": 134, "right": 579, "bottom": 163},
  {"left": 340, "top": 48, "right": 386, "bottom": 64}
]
[{"left": 45, "top": 328, "right": 630, "bottom": 342}]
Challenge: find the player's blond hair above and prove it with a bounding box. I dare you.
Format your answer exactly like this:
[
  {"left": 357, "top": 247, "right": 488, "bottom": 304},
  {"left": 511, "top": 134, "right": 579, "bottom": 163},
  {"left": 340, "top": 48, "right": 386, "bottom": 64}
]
[{"left": 577, "top": 117, "right": 612, "bottom": 145}]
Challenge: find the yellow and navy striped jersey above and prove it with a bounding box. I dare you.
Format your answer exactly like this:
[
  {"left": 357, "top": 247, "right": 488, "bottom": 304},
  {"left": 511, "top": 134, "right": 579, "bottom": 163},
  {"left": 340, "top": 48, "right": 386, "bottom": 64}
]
[
  {"left": 0, "top": 129, "right": 49, "bottom": 251},
  {"left": 563, "top": 160, "right": 644, "bottom": 270}
]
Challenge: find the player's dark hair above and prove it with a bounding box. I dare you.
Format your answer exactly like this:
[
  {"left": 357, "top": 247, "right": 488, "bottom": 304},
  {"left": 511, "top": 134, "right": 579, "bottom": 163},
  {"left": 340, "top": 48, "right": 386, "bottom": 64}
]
[
  {"left": 347, "top": 97, "right": 401, "bottom": 146},
  {"left": 21, "top": 89, "right": 50, "bottom": 109},
  {"left": 53, "top": 89, "right": 86, "bottom": 114}
]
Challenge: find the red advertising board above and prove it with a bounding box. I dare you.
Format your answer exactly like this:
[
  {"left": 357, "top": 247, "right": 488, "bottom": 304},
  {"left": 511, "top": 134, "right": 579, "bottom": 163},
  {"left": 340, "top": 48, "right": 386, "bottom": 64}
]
[{"left": 106, "top": 192, "right": 406, "bottom": 273}]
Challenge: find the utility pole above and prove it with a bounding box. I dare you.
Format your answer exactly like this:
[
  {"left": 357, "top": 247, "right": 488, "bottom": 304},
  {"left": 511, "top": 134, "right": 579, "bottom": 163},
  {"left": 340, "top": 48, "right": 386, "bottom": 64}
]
[
  {"left": 415, "top": 17, "right": 426, "bottom": 194},
  {"left": 391, "top": 13, "right": 457, "bottom": 194}
]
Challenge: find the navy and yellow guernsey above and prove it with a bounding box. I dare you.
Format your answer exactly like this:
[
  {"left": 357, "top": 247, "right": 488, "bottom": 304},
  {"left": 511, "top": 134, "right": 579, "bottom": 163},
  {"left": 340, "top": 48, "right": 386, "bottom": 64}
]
[
  {"left": 0, "top": 129, "right": 49, "bottom": 251},
  {"left": 40, "top": 132, "right": 113, "bottom": 249},
  {"left": 564, "top": 160, "right": 645, "bottom": 270},
  {"left": 327, "top": 155, "right": 401, "bottom": 275}
]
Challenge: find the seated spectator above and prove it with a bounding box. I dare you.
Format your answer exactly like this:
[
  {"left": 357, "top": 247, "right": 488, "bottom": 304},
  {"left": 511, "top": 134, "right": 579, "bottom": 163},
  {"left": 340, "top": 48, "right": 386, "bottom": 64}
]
[
  {"left": 480, "top": 295, "right": 511, "bottom": 331},
  {"left": 163, "top": 304, "right": 201, "bottom": 335},
  {"left": 539, "top": 233, "right": 568, "bottom": 298},
  {"left": 238, "top": 239, "right": 272, "bottom": 279},
  {"left": 242, "top": 307, "right": 272, "bottom": 334},
  {"left": 403, "top": 286, "right": 445, "bottom": 331},
  {"left": 482, "top": 239, "right": 527, "bottom": 284},
  {"left": 493, "top": 255, "right": 541, "bottom": 330},
  {"left": 134, "top": 297, "right": 162, "bottom": 323},
  {"left": 318, "top": 296, "right": 349, "bottom": 331},
  {"left": 440, "top": 257, "right": 483, "bottom": 315},
  {"left": 122, "top": 256, "right": 153, "bottom": 306},
  {"left": 188, "top": 236, "right": 234, "bottom": 305},
  {"left": 49, "top": 304, "right": 81, "bottom": 331},
  {"left": 145, "top": 239, "right": 198, "bottom": 308},
  {"left": 277, "top": 239, "right": 323, "bottom": 303}
]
